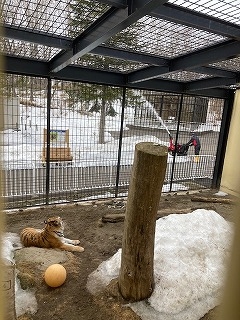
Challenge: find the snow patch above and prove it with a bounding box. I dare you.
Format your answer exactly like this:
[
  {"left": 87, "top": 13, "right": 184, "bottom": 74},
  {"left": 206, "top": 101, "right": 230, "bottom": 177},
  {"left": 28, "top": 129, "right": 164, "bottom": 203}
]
[
  {"left": 87, "top": 209, "right": 233, "bottom": 319},
  {"left": 1, "top": 233, "right": 38, "bottom": 317},
  {"left": 215, "top": 191, "right": 228, "bottom": 197}
]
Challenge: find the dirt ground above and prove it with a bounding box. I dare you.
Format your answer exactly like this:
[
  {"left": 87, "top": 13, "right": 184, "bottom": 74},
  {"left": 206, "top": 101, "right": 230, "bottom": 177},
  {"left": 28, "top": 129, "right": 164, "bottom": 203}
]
[{"left": 4, "top": 189, "right": 237, "bottom": 320}]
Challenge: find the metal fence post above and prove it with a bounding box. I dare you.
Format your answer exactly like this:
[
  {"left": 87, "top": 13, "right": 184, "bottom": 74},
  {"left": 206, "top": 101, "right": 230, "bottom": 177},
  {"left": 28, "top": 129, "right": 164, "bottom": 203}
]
[
  {"left": 115, "top": 86, "right": 126, "bottom": 198},
  {"left": 212, "top": 91, "right": 234, "bottom": 188},
  {"left": 45, "top": 77, "right": 51, "bottom": 205},
  {"left": 169, "top": 94, "right": 184, "bottom": 191}
]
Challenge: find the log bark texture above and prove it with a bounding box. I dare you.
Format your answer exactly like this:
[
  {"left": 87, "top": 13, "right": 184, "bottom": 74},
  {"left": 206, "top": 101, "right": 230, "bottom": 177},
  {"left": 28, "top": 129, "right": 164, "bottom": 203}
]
[
  {"left": 191, "top": 196, "right": 234, "bottom": 204},
  {"left": 102, "top": 208, "right": 196, "bottom": 223},
  {"left": 102, "top": 213, "right": 125, "bottom": 223},
  {"left": 118, "top": 142, "right": 168, "bottom": 301}
]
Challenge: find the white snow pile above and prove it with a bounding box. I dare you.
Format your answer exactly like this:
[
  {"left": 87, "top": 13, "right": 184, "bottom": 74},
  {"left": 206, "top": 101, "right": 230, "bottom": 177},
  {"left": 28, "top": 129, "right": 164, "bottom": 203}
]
[
  {"left": 1, "top": 233, "right": 38, "bottom": 317},
  {"left": 87, "top": 209, "right": 233, "bottom": 320},
  {"left": 214, "top": 191, "right": 228, "bottom": 197},
  {"left": 1, "top": 232, "right": 22, "bottom": 262}
]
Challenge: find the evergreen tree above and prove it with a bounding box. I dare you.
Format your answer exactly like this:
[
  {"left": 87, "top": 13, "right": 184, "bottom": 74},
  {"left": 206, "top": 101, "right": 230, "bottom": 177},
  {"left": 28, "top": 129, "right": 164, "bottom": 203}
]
[{"left": 67, "top": 0, "right": 143, "bottom": 143}]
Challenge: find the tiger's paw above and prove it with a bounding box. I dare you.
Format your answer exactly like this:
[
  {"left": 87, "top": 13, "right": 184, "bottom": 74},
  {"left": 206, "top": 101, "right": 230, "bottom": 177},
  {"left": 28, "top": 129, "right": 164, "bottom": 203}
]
[{"left": 76, "top": 246, "right": 84, "bottom": 252}]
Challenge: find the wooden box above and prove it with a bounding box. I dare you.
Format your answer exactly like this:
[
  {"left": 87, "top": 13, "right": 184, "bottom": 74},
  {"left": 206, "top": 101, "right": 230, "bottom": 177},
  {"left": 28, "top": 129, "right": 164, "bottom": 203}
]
[
  {"left": 42, "top": 129, "right": 73, "bottom": 163},
  {"left": 42, "top": 147, "right": 73, "bottom": 162}
]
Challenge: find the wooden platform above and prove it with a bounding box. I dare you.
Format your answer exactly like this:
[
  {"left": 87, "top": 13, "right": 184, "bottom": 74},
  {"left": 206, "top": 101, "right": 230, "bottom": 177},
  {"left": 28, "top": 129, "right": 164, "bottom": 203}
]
[
  {"left": 42, "top": 129, "right": 73, "bottom": 163},
  {"left": 42, "top": 147, "right": 73, "bottom": 162}
]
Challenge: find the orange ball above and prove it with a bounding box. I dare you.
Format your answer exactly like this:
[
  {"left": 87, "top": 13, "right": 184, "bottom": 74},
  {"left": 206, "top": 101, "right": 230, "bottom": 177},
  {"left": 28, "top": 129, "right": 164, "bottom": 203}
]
[{"left": 44, "top": 264, "right": 67, "bottom": 288}]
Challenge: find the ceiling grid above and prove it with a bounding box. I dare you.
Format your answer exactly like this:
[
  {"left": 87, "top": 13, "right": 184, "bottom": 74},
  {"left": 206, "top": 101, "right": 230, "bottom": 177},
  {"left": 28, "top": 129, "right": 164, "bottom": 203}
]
[{"left": 1, "top": 0, "right": 240, "bottom": 98}]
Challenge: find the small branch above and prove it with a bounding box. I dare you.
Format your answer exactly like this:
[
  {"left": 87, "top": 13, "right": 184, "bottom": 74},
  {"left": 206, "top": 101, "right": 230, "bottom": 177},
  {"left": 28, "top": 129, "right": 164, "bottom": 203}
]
[
  {"left": 101, "top": 207, "right": 203, "bottom": 223},
  {"left": 156, "top": 207, "right": 194, "bottom": 218},
  {"left": 191, "top": 196, "right": 234, "bottom": 204},
  {"left": 102, "top": 213, "right": 125, "bottom": 223}
]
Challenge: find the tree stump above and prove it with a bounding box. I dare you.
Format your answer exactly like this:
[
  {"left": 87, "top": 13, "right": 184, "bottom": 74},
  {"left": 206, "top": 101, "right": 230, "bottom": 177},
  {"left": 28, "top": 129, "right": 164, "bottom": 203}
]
[{"left": 118, "top": 142, "right": 168, "bottom": 301}]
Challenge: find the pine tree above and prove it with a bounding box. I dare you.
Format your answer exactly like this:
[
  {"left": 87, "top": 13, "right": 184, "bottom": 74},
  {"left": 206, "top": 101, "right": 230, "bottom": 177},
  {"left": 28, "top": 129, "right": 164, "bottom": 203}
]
[{"left": 67, "top": 0, "right": 143, "bottom": 143}]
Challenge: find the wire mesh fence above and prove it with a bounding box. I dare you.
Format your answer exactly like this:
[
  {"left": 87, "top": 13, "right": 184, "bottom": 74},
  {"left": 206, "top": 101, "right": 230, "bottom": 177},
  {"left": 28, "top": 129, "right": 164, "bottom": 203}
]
[{"left": 0, "top": 74, "right": 225, "bottom": 209}]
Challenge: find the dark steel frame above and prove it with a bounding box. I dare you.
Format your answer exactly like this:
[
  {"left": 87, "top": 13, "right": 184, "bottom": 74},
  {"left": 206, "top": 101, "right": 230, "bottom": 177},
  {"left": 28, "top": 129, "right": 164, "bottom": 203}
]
[{"left": 2, "top": 1, "right": 240, "bottom": 97}]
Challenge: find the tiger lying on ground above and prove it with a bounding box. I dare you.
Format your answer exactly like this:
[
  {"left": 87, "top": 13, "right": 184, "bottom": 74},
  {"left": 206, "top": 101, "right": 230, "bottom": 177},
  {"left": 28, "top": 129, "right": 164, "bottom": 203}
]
[{"left": 20, "top": 216, "right": 84, "bottom": 252}]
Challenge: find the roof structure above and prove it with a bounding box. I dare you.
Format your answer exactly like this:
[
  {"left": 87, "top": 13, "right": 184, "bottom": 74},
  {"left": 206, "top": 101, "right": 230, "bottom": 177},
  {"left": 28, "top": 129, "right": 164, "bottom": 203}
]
[{"left": 1, "top": 0, "right": 240, "bottom": 99}]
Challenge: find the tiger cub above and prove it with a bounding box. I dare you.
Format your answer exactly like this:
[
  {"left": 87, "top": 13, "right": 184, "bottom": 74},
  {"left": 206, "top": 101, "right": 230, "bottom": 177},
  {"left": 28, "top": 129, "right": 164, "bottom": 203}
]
[{"left": 20, "top": 216, "right": 84, "bottom": 252}]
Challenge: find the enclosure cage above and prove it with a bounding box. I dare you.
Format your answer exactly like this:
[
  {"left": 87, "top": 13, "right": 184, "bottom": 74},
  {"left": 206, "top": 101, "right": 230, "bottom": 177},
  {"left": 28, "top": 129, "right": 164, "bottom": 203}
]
[
  {"left": 0, "top": 74, "right": 226, "bottom": 209},
  {"left": 1, "top": 0, "right": 240, "bottom": 208}
]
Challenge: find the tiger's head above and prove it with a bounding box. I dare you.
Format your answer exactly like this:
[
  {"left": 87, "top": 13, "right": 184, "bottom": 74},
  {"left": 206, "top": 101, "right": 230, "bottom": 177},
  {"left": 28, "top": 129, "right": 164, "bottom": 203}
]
[{"left": 44, "top": 216, "right": 64, "bottom": 237}]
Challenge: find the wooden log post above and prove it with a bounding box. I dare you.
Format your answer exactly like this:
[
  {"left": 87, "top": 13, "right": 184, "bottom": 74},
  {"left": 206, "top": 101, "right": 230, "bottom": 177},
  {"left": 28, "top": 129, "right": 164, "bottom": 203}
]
[{"left": 118, "top": 142, "right": 168, "bottom": 301}]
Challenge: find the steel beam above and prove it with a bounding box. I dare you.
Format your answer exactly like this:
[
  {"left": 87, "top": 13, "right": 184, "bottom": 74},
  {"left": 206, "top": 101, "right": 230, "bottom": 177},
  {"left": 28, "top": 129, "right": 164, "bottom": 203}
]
[
  {"left": 186, "top": 77, "right": 237, "bottom": 91},
  {"left": 97, "top": 0, "right": 127, "bottom": 8},
  {"left": 49, "top": 7, "right": 127, "bottom": 73},
  {"left": 97, "top": 0, "right": 240, "bottom": 46},
  {"left": 150, "top": 3, "right": 240, "bottom": 40},
  {"left": 3, "top": 24, "right": 238, "bottom": 81},
  {"left": 91, "top": 46, "right": 168, "bottom": 66},
  {"left": 2, "top": 55, "right": 232, "bottom": 98},
  {"left": 56, "top": 65, "right": 125, "bottom": 86},
  {"left": 49, "top": 0, "right": 169, "bottom": 73},
  {"left": 129, "top": 78, "right": 229, "bottom": 98},
  {"left": 191, "top": 66, "right": 236, "bottom": 78},
  {"left": 2, "top": 24, "right": 168, "bottom": 66},
  {"left": 127, "top": 66, "right": 170, "bottom": 83},
  {"left": 3, "top": 24, "right": 72, "bottom": 49},
  {"left": 3, "top": 25, "right": 238, "bottom": 77},
  {"left": 129, "top": 78, "right": 184, "bottom": 93},
  {"left": 3, "top": 55, "right": 125, "bottom": 85},
  {"left": 184, "top": 88, "right": 230, "bottom": 99},
  {"left": 171, "top": 40, "right": 240, "bottom": 71},
  {"left": 126, "top": 40, "right": 240, "bottom": 83},
  {"left": 4, "top": 55, "right": 49, "bottom": 77}
]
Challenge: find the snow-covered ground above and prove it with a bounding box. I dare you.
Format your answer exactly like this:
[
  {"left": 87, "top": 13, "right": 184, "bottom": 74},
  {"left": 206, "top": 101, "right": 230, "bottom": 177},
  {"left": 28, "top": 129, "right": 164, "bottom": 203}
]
[
  {"left": 0, "top": 100, "right": 220, "bottom": 200},
  {"left": 2, "top": 205, "right": 233, "bottom": 319},
  {"left": 0, "top": 0, "right": 232, "bottom": 312},
  {"left": 1, "top": 99, "right": 230, "bottom": 319},
  {"left": 2, "top": 233, "right": 38, "bottom": 317},
  {"left": 87, "top": 209, "right": 233, "bottom": 320},
  {"left": 1, "top": 101, "right": 220, "bottom": 168}
]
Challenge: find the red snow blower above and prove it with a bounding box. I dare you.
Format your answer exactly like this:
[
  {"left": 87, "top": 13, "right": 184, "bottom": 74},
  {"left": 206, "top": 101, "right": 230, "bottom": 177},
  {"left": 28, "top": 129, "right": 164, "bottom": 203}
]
[{"left": 168, "top": 135, "right": 189, "bottom": 156}]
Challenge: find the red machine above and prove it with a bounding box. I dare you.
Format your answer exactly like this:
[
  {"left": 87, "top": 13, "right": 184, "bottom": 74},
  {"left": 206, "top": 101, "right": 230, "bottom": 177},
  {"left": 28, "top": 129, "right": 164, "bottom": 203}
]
[{"left": 168, "top": 135, "right": 189, "bottom": 156}]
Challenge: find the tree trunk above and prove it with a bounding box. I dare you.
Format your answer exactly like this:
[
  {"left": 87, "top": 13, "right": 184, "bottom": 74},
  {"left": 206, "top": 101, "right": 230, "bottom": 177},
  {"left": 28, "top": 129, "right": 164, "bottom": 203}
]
[
  {"left": 118, "top": 142, "right": 168, "bottom": 301},
  {"left": 99, "top": 87, "right": 106, "bottom": 144}
]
